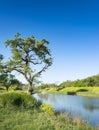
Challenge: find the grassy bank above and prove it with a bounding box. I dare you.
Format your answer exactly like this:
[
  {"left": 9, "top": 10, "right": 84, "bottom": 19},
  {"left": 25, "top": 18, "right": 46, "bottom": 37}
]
[
  {"left": 0, "top": 108, "right": 95, "bottom": 130},
  {"left": 0, "top": 92, "right": 96, "bottom": 130},
  {"left": 40, "top": 87, "right": 99, "bottom": 97}
]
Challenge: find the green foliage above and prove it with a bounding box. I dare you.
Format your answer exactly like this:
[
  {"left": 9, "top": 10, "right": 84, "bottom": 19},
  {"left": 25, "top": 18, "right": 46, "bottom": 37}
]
[
  {"left": 0, "top": 54, "right": 22, "bottom": 91},
  {"left": 5, "top": 33, "right": 53, "bottom": 92},
  {"left": 0, "top": 92, "right": 95, "bottom": 130},
  {"left": 41, "top": 103, "right": 54, "bottom": 115},
  {"left": 0, "top": 107, "right": 95, "bottom": 130},
  {"left": 42, "top": 86, "right": 99, "bottom": 97},
  {"left": 0, "top": 54, "right": 3, "bottom": 73},
  {"left": 59, "top": 74, "right": 99, "bottom": 88},
  {"left": 38, "top": 83, "right": 57, "bottom": 89},
  {"left": 0, "top": 54, "right": 7, "bottom": 74},
  {"left": 0, "top": 54, "right": 5, "bottom": 74},
  {"left": 0, "top": 92, "right": 41, "bottom": 109},
  {"left": 40, "top": 74, "right": 99, "bottom": 96},
  {"left": 0, "top": 73, "right": 22, "bottom": 91}
]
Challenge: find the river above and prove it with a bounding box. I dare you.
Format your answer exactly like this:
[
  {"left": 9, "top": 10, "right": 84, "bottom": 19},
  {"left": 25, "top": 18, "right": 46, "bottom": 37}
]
[{"left": 33, "top": 93, "right": 99, "bottom": 127}]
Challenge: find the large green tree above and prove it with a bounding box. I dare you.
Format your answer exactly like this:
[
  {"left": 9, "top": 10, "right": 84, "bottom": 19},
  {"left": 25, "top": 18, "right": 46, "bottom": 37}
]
[{"left": 5, "top": 33, "right": 52, "bottom": 94}]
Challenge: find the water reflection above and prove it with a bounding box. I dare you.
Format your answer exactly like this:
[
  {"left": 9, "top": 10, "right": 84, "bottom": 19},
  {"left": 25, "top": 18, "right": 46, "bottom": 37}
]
[
  {"left": 83, "top": 98, "right": 99, "bottom": 112},
  {"left": 33, "top": 93, "right": 99, "bottom": 127}
]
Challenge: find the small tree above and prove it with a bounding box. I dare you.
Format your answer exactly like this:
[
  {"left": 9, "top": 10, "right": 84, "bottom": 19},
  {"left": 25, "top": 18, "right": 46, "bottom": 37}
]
[
  {"left": 0, "top": 54, "right": 4, "bottom": 73},
  {"left": 5, "top": 33, "right": 52, "bottom": 94},
  {"left": 0, "top": 73, "right": 15, "bottom": 91},
  {"left": 0, "top": 54, "right": 19, "bottom": 91},
  {"left": 0, "top": 54, "right": 6, "bottom": 87},
  {"left": 0, "top": 54, "right": 3, "bottom": 88},
  {"left": 11, "top": 79, "right": 22, "bottom": 90}
]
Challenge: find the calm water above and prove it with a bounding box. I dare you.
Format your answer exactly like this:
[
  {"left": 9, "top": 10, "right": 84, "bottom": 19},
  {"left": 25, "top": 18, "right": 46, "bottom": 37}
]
[{"left": 33, "top": 93, "right": 99, "bottom": 127}]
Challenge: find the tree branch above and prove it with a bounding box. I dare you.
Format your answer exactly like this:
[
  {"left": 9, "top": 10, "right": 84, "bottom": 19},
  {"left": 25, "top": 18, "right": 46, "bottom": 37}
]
[{"left": 32, "top": 64, "right": 49, "bottom": 80}]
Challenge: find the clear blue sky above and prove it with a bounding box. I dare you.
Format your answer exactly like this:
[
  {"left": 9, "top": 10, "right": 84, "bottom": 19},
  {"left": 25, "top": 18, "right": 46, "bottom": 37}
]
[{"left": 0, "top": 0, "right": 99, "bottom": 84}]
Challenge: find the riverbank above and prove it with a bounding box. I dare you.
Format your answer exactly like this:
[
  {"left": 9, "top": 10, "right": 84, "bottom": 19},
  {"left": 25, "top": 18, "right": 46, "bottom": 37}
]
[
  {"left": 0, "top": 92, "right": 96, "bottom": 130},
  {"left": 40, "top": 87, "right": 99, "bottom": 98}
]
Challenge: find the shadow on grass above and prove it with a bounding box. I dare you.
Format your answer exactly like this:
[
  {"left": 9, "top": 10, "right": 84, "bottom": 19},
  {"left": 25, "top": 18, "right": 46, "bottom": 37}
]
[
  {"left": 0, "top": 88, "right": 5, "bottom": 90},
  {"left": 67, "top": 89, "right": 88, "bottom": 95},
  {"left": 67, "top": 91, "right": 76, "bottom": 95},
  {"left": 76, "top": 89, "right": 88, "bottom": 92}
]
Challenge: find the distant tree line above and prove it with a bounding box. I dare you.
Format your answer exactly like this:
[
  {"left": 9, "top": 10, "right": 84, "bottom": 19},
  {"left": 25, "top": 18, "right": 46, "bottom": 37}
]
[
  {"left": 59, "top": 74, "right": 99, "bottom": 88},
  {"left": 36, "top": 75, "right": 99, "bottom": 90},
  {"left": 37, "top": 83, "right": 57, "bottom": 89}
]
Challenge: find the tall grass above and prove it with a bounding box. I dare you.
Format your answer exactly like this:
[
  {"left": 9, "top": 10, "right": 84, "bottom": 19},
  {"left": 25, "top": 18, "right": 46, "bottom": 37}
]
[
  {"left": 0, "top": 92, "right": 96, "bottom": 130},
  {"left": 0, "top": 108, "right": 95, "bottom": 130},
  {"left": 0, "top": 92, "right": 41, "bottom": 109}
]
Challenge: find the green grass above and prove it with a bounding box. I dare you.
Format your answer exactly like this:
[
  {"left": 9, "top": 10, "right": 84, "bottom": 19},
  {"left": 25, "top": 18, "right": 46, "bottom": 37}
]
[
  {"left": 41, "top": 87, "right": 99, "bottom": 97},
  {"left": 0, "top": 92, "right": 97, "bottom": 130},
  {"left": 0, "top": 108, "right": 96, "bottom": 130}
]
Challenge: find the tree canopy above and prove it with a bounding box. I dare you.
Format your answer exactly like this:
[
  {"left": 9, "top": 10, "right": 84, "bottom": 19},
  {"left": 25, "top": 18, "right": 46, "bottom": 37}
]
[{"left": 5, "top": 33, "right": 52, "bottom": 94}]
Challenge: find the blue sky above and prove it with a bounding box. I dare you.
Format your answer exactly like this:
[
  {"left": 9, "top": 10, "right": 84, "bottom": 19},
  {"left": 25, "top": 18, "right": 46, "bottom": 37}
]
[{"left": 0, "top": 0, "right": 99, "bottom": 84}]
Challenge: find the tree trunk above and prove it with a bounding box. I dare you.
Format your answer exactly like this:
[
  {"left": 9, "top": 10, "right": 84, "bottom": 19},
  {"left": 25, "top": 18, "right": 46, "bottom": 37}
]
[
  {"left": 6, "top": 86, "right": 9, "bottom": 91},
  {"left": 27, "top": 82, "right": 33, "bottom": 95}
]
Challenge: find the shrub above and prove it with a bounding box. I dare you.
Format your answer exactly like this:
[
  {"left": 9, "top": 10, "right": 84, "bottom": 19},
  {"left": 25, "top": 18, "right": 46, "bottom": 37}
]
[
  {"left": 41, "top": 103, "right": 54, "bottom": 115},
  {"left": 0, "top": 92, "right": 41, "bottom": 109}
]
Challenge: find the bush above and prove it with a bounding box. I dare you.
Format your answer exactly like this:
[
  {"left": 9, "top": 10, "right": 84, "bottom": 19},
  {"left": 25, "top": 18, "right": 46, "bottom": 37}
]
[
  {"left": 41, "top": 103, "right": 54, "bottom": 115},
  {"left": 0, "top": 92, "right": 41, "bottom": 109}
]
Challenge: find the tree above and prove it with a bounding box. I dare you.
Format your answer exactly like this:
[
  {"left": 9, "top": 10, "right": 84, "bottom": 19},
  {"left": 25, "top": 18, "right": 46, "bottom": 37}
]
[
  {"left": 0, "top": 54, "right": 22, "bottom": 91},
  {"left": 0, "top": 54, "right": 3, "bottom": 87},
  {"left": 11, "top": 79, "right": 22, "bottom": 90},
  {"left": 0, "top": 73, "right": 16, "bottom": 91},
  {"left": 5, "top": 33, "right": 52, "bottom": 94},
  {"left": 0, "top": 54, "right": 4, "bottom": 73}
]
